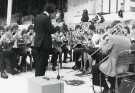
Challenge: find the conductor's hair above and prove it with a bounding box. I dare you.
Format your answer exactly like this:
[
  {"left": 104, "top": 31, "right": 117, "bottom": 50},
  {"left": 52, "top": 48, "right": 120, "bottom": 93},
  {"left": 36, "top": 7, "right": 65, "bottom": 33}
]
[{"left": 44, "top": 3, "right": 56, "bottom": 13}]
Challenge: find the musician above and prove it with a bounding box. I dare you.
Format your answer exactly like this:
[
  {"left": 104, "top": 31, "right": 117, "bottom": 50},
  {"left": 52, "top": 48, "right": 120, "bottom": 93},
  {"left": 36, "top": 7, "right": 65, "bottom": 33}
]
[
  {"left": 59, "top": 25, "right": 69, "bottom": 63},
  {"left": 100, "top": 35, "right": 130, "bottom": 76},
  {"left": 0, "top": 26, "right": 5, "bottom": 38},
  {"left": 50, "top": 31, "right": 61, "bottom": 71},
  {"left": 27, "top": 25, "right": 35, "bottom": 45},
  {"left": 0, "top": 24, "right": 19, "bottom": 78},
  {"left": 33, "top": 3, "right": 60, "bottom": 76},
  {"left": 51, "top": 29, "right": 68, "bottom": 70},
  {"left": 97, "top": 35, "right": 131, "bottom": 93},
  {"left": 81, "top": 9, "right": 89, "bottom": 22},
  {"left": 49, "top": 47, "right": 61, "bottom": 71},
  {"left": 72, "top": 24, "right": 93, "bottom": 71},
  {"left": 89, "top": 21, "right": 96, "bottom": 33},
  {"left": 95, "top": 13, "right": 105, "bottom": 23},
  {"left": 17, "top": 25, "right": 35, "bottom": 71},
  {"left": 72, "top": 25, "right": 84, "bottom": 70},
  {"left": 118, "top": 2, "right": 124, "bottom": 18},
  {"left": 56, "top": 9, "right": 64, "bottom": 23},
  {"left": 61, "top": 40, "right": 69, "bottom": 63}
]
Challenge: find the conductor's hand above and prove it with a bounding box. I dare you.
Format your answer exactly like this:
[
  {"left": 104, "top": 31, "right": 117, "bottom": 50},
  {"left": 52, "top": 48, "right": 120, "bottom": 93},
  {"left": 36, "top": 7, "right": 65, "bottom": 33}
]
[{"left": 54, "top": 22, "right": 64, "bottom": 27}]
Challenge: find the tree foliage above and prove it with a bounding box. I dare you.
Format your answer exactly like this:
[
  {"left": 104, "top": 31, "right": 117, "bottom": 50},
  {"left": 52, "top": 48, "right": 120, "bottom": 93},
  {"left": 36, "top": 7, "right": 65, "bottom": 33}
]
[{"left": 0, "top": 0, "right": 67, "bottom": 17}]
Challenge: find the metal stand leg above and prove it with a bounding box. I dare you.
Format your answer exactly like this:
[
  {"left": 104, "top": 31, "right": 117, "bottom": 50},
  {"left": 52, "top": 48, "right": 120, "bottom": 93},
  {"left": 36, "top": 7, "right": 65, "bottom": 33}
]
[
  {"left": 57, "top": 54, "right": 61, "bottom": 80},
  {"left": 99, "top": 72, "right": 103, "bottom": 93},
  {"left": 115, "top": 77, "right": 119, "bottom": 93}
]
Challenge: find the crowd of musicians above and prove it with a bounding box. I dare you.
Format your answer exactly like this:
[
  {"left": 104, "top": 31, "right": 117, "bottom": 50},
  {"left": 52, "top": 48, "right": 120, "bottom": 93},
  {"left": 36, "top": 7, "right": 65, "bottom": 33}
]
[
  {"left": 0, "top": 3, "right": 135, "bottom": 93},
  {"left": 0, "top": 24, "right": 35, "bottom": 78}
]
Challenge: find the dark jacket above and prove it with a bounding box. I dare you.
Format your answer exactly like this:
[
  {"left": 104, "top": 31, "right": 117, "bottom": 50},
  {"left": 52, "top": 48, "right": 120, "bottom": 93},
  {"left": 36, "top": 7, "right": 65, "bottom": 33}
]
[{"left": 34, "top": 13, "right": 57, "bottom": 49}]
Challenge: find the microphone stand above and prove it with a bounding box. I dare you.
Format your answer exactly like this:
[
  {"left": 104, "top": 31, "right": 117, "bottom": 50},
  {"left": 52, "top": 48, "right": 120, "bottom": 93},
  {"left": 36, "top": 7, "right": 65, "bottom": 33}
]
[{"left": 57, "top": 53, "right": 61, "bottom": 80}]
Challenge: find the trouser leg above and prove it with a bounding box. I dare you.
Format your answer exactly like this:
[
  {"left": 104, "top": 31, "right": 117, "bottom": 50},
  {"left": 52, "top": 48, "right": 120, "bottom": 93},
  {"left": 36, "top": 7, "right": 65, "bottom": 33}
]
[
  {"left": 0, "top": 52, "right": 5, "bottom": 72},
  {"left": 51, "top": 52, "right": 58, "bottom": 68},
  {"left": 92, "top": 64, "right": 108, "bottom": 89},
  {"left": 35, "top": 49, "right": 49, "bottom": 76}
]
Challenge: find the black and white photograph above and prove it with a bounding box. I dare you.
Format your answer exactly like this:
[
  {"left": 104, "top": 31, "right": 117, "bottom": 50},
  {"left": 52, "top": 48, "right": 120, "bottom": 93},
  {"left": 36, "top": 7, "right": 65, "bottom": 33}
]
[{"left": 0, "top": 0, "right": 135, "bottom": 93}]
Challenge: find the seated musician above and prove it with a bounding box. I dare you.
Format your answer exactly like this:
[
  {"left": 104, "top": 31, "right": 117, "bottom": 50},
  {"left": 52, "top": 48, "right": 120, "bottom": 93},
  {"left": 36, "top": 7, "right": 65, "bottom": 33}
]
[
  {"left": 51, "top": 31, "right": 63, "bottom": 70},
  {"left": 72, "top": 24, "right": 94, "bottom": 71},
  {"left": 72, "top": 25, "right": 84, "bottom": 70},
  {"left": 91, "top": 33, "right": 131, "bottom": 93},
  {"left": 0, "top": 24, "right": 20, "bottom": 79},
  {"left": 27, "top": 25, "right": 35, "bottom": 68},
  {"left": 0, "top": 26, "right": 5, "bottom": 38},
  {"left": 16, "top": 25, "right": 35, "bottom": 71},
  {"left": 61, "top": 40, "right": 69, "bottom": 63},
  {"left": 51, "top": 23, "right": 71, "bottom": 69},
  {"left": 49, "top": 46, "right": 61, "bottom": 71},
  {"left": 60, "top": 23, "right": 70, "bottom": 63}
]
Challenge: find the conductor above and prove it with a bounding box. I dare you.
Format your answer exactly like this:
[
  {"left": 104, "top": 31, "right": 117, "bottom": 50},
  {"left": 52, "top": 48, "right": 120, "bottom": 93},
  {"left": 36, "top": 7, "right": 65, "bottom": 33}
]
[{"left": 34, "top": 3, "right": 59, "bottom": 76}]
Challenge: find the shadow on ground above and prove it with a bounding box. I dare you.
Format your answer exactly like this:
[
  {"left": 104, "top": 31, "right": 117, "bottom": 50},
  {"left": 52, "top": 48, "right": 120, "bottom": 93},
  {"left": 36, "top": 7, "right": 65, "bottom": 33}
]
[
  {"left": 62, "top": 66, "right": 73, "bottom": 69},
  {"left": 75, "top": 72, "right": 91, "bottom": 77},
  {"left": 65, "top": 79, "right": 85, "bottom": 86}
]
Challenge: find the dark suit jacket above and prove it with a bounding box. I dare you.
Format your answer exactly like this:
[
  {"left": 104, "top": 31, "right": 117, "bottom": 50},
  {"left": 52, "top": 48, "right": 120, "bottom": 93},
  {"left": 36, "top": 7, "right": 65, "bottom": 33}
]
[{"left": 34, "top": 13, "right": 57, "bottom": 50}]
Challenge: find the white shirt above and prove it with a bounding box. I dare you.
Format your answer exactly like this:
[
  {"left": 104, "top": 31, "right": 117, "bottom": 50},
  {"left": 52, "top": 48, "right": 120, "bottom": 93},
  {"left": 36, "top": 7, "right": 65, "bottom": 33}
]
[
  {"left": 92, "top": 34, "right": 102, "bottom": 48},
  {"left": 43, "top": 11, "right": 49, "bottom": 16}
]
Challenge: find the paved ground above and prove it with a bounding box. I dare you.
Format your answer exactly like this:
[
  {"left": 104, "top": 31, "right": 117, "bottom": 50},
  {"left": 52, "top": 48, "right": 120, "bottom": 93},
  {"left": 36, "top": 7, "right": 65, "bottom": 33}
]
[{"left": 0, "top": 62, "right": 102, "bottom": 93}]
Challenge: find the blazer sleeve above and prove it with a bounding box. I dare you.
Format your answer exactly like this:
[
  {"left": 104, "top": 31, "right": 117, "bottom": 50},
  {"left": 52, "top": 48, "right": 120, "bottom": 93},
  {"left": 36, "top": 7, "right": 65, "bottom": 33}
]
[
  {"left": 34, "top": 14, "right": 59, "bottom": 35},
  {"left": 48, "top": 19, "right": 60, "bottom": 34}
]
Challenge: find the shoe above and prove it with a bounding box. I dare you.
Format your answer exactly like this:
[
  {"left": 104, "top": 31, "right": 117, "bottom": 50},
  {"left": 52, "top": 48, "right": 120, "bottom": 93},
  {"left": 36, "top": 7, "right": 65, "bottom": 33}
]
[
  {"left": 72, "top": 66, "right": 79, "bottom": 70},
  {"left": 52, "top": 67, "right": 56, "bottom": 71},
  {"left": 10, "top": 69, "right": 19, "bottom": 75},
  {"left": 1, "top": 72, "right": 8, "bottom": 79},
  {"left": 72, "top": 66, "right": 76, "bottom": 70},
  {"left": 6, "top": 67, "right": 19, "bottom": 75},
  {"left": 63, "top": 61, "right": 67, "bottom": 63}
]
